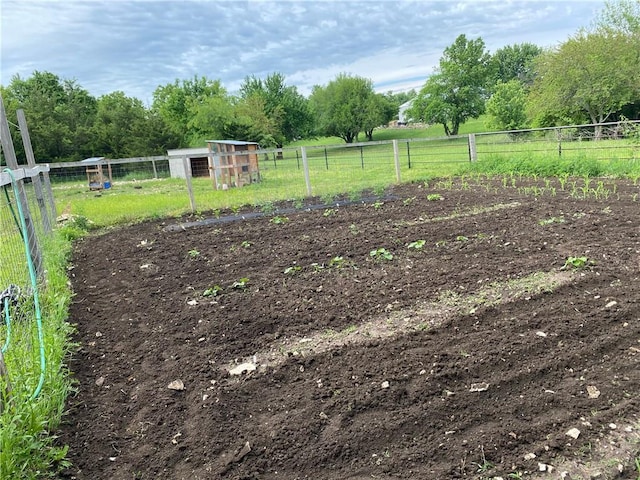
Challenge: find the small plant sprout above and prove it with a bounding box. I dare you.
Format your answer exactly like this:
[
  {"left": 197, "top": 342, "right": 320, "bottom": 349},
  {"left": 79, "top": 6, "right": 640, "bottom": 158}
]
[
  {"left": 370, "top": 248, "right": 393, "bottom": 261},
  {"left": 270, "top": 215, "right": 289, "bottom": 225},
  {"left": 323, "top": 208, "right": 337, "bottom": 217},
  {"left": 284, "top": 265, "right": 302, "bottom": 275},
  {"left": 260, "top": 201, "right": 276, "bottom": 214},
  {"left": 231, "top": 278, "right": 250, "bottom": 290},
  {"left": 203, "top": 285, "right": 223, "bottom": 297},
  {"left": 407, "top": 240, "right": 426, "bottom": 250},
  {"left": 562, "top": 256, "right": 591, "bottom": 270},
  {"left": 538, "top": 216, "right": 565, "bottom": 226},
  {"left": 241, "top": 240, "right": 252, "bottom": 248},
  {"left": 188, "top": 249, "right": 200, "bottom": 258},
  {"left": 329, "top": 256, "right": 345, "bottom": 268},
  {"left": 427, "top": 193, "right": 443, "bottom": 201},
  {"left": 456, "top": 235, "right": 469, "bottom": 242},
  {"left": 349, "top": 224, "right": 360, "bottom": 235},
  {"left": 372, "top": 200, "right": 384, "bottom": 210},
  {"left": 403, "top": 196, "right": 416, "bottom": 206}
]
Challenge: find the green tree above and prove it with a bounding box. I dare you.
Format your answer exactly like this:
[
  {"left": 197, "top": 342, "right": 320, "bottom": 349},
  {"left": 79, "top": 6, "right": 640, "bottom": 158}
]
[
  {"left": 409, "top": 34, "right": 491, "bottom": 136},
  {"left": 239, "top": 72, "right": 312, "bottom": 147},
  {"left": 2, "top": 71, "right": 97, "bottom": 161},
  {"left": 152, "top": 76, "right": 228, "bottom": 146},
  {"left": 485, "top": 80, "right": 528, "bottom": 131},
  {"left": 489, "top": 43, "right": 543, "bottom": 87},
  {"left": 309, "top": 73, "right": 376, "bottom": 143},
  {"left": 527, "top": 30, "right": 640, "bottom": 138},
  {"left": 594, "top": 0, "right": 640, "bottom": 34},
  {"left": 363, "top": 93, "right": 396, "bottom": 140}
]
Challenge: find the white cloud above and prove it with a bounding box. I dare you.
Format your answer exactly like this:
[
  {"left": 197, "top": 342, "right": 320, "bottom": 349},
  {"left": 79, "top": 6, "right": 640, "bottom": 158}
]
[{"left": 0, "top": 0, "right": 606, "bottom": 101}]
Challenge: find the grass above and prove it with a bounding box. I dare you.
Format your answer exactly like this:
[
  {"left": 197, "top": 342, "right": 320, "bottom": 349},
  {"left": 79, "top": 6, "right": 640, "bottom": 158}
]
[{"left": 0, "top": 228, "right": 76, "bottom": 479}]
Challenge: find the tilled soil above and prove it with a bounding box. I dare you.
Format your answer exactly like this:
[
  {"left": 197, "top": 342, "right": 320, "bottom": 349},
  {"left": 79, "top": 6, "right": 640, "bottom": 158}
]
[{"left": 57, "top": 177, "right": 640, "bottom": 479}]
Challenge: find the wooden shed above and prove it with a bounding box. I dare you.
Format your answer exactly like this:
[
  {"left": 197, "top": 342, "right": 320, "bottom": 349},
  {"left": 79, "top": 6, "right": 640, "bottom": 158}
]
[
  {"left": 167, "top": 147, "right": 210, "bottom": 179},
  {"left": 206, "top": 140, "right": 260, "bottom": 189}
]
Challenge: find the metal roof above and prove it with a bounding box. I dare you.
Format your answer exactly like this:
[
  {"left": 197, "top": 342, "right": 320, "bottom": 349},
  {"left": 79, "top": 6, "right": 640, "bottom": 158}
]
[
  {"left": 205, "top": 140, "right": 259, "bottom": 146},
  {"left": 80, "top": 157, "right": 106, "bottom": 164}
]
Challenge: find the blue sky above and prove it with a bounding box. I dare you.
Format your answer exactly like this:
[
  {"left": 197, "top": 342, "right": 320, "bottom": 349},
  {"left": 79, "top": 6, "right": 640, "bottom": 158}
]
[{"left": 1, "top": 1, "right": 605, "bottom": 104}]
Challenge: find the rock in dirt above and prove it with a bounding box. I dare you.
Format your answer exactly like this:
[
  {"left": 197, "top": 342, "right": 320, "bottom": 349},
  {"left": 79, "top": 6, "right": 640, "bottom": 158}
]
[
  {"left": 381, "top": 381, "right": 390, "bottom": 389},
  {"left": 587, "top": 385, "right": 601, "bottom": 398},
  {"left": 229, "top": 362, "right": 257, "bottom": 376},
  {"left": 565, "top": 427, "right": 581, "bottom": 439},
  {"left": 167, "top": 379, "right": 185, "bottom": 391},
  {"left": 469, "top": 382, "right": 489, "bottom": 392},
  {"left": 95, "top": 376, "right": 105, "bottom": 387},
  {"left": 225, "top": 441, "right": 251, "bottom": 465}
]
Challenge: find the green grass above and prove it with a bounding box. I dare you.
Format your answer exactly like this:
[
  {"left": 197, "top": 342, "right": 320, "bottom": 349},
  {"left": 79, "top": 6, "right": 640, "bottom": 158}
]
[{"left": 0, "top": 229, "right": 76, "bottom": 479}]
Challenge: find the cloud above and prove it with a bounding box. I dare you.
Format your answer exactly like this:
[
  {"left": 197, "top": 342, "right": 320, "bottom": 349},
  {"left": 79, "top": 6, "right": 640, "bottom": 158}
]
[{"left": 0, "top": 0, "right": 604, "bottom": 102}]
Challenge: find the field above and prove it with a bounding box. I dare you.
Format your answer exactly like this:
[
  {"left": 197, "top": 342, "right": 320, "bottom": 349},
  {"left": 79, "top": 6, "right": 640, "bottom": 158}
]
[{"left": 56, "top": 176, "right": 640, "bottom": 479}]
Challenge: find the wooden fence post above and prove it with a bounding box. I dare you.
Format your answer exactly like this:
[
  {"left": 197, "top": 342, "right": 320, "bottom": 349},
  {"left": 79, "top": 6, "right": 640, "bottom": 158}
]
[
  {"left": 183, "top": 156, "right": 196, "bottom": 212},
  {"left": 468, "top": 134, "right": 478, "bottom": 162},
  {"left": 17, "top": 109, "right": 52, "bottom": 232},
  {"left": 0, "top": 94, "right": 43, "bottom": 278},
  {"left": 393, "top": 140, "right": 401, "bottom": 184},
  {"left": 301, "top": 147, "right": 312, "bottom": 197}
]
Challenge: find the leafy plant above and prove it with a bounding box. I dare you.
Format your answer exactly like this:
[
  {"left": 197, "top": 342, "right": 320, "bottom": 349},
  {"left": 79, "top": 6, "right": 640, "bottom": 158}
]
[
  {"left": 329, "top": 256, "right": 345, "bottom": 268},
  {"left": 407, "top": 240, "right": 426, "bottom": 250},
  {"left": 403, "top": 196, "right": 416, "bottom": 206},
  {"left": 188, "top": 249, "right": 200, "bottom": 258},
  {"left": 323, "top": 208, "right": 337, "bottom": 217},
  {"left": 427, "top": 193, "right": 443, "bottom": 201},
  {"left": 370, "top": 248, "right": 393, "bottom": 261},
  {"left": 284, "top": 265, "right": 302, "bottom": 275},
  {"left": 538, "top": 216, "right": 565, "bottom": 225},
  {"left": 270, "top": 215, "right": 289, "bottom": 224},
  {"left": 349, "top": 224, "right": 360, "bottom": 235},
  {"left": 372, "top": 200, "right": 384, "bottom": 210},
  {"left": 241, "top": 240, "right": 252, "bottom": 248},
  {"left": 231, "top": 278, "right": 250, "bottom": 290},
  {"left": 562, "top": 256, "right": 590, "bottom": 269},
  {"left": 203, "top": 285, "right": 223, "bottom": 297},
  {"left": 260, "top": 201, "right": 276, "bottom": 214},
  {"left": 456, "top": 235, "right": 469, "bottom": 242}
]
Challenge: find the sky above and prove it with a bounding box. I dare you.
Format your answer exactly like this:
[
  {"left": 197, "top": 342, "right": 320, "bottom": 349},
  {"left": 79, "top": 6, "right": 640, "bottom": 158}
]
[{"left": 0, "top": 0, "right": 606, "bottom": 104}]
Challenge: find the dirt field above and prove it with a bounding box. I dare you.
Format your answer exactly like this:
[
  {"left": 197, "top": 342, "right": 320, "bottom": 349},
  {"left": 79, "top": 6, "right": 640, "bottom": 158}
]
[{"left": 57, "top": 177, "right": 640, "bottom": 480}]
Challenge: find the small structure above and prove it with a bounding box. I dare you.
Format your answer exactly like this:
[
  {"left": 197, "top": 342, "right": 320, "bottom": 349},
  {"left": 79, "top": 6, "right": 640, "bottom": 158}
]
[
  {"left": 207, "top": 140, "right": 260, "bottom": 189},
  {"left": 167, "top": 141, "right": 260, "bottom": 189},
  {"left": 81, "top": 157, "right": 112, "bottom": 190}
]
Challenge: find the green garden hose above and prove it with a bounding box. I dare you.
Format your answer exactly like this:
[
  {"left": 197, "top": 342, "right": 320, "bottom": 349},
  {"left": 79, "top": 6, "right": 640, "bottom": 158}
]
[{"left": 3, "top": 168, "right": 45, "bottom": 400}]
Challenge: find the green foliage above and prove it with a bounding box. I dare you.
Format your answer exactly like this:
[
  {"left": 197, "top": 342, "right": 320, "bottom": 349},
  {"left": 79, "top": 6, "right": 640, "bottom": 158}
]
[
  {"left": 203, "top": 285, "right": 223, "bottom": 297},
  {"left": 562, "top": 256, "right": 591, "bottom": 269},
  {"left": 528, "top": 30, "right": 640, "bottom": 135},
  {"left": 407, "top": 240, "right": 426, "bottom": 250},
  {"left": 427, "top": 193, "right": 443, "bottom": 201},
  {"left": 410, "top": 35, "right": 491, "bottom": 136},
  {"left": 231, "top": 278, "right": 250, "bottom": 290},
  {"left": 486, "top": 80, "right": 529, "bottom": 131},
  {"left": 283, "top": 265, "right": 302, "bottom": 275},
  {"left": 489, "top": 42, "right": 543, "bottom": 86},
  {"left": 369, "top": 248, "right": 393, "bottom": 261},
  {"left": 270, "top": 215, "right": 289, "bottom": 225},
  {"left": 309, "top": 73, "right": 378, "bottom": 143}
]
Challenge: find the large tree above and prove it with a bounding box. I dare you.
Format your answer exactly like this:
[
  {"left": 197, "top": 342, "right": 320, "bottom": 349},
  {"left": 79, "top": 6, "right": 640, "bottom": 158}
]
[
  {"left": 152, "top": 76, "right": 228, "bottom": 146},
  {"left": 239, "top": 72, "right": 313, "bottom": 147},
  {"left": 527, "top": 30, "right": 640, "bottom": 138},
  {"left": 362, "top": 93, "right": 396, "bottom": 141},
  {"left": 485, "top": 80, "right": 528, "bottom": 131},
  {"left": 309, "top": 74, "right": 376, "bottom": 143},
  {"left": 409, "top": 34, "right": 491, "bottom": 136},
  {"left": 489, "top": 43, "right": 543, "bottom": 87}
]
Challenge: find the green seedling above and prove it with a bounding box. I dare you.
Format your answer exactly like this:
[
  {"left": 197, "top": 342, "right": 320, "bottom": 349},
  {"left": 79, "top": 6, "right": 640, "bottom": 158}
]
[
  {"left": 323, "top": 208, "right": 337, "bottom": 217},
  {"left": 232, "top": 278, "right": 250, "bottom": 290},
  {"left": 329, "top": 256, "right": 345, "bottom": 268},
  {"left": 349, "top": 224, "right": 360, "bottom": 235},
  {"left": 427, "top": 193, "right": 443, "bottom": 201},
  {"left": 270, "top": 215, "right": 289, "bottom": 224},
  {"left": 456, "top": 235, "right": 469, "bottom": 242},
  {"left": 407, "top": 240, "right": 426, "bottom": 250},
  {"left": 435, "top": 240, "right": 447, "bottom": 247},
  {"left": 188, "top": 249, "right": 200, "bottom": 258},
  {"left": 370, "top": 248, "right": 393, "bottom": 261},
  {"left": 372, "top": 201, "right": 384, "bottom": 210},
  {"left": 284, "top": 265, "right": 302, "bottom": 275},
  {"left": 203, "top": 285, "right": 223, "bottom": 297},
  {"left": 241, "top": 240, "right": 252, "bottom": 248},
  {"left": 562, "top": 256, "right": 590, "bottom": 269},
  {"left": 403, "top": 196, "right": 416, "bottom": 206},
  {"left": 538, "top": 216, "right": 565, "bottom": 225},
  {"left": 260, "top": 201, "right": 276, "bottom": 214}
]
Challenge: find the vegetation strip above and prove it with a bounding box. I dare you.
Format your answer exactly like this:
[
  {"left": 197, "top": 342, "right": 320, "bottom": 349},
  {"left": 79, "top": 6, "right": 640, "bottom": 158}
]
[
  {"left": 225, "top": 269, "right": 573, "bottom": 373},
  {"left": 397, "top": 201, "right": 522, "bottom": 227}
]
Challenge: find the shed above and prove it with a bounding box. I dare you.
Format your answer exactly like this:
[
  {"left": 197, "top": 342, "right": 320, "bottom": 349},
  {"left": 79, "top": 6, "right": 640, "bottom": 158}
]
[
  {"left": 167, "top": 147, "right": 210, "bottom": 179},
  {"left": 206, "top": 140, "right": 260, "bottom": 189},
  {"left": 81, "top": 157, "right": 112, "bottom": 190}
]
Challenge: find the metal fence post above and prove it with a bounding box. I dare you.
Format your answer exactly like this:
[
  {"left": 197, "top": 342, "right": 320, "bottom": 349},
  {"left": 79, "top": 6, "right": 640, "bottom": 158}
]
[
  {"left": 406, "top": 141, "right": 411, "bottom": 169},
  {"left": 301, "top": 147, "right": 312, "bottom": 197}
]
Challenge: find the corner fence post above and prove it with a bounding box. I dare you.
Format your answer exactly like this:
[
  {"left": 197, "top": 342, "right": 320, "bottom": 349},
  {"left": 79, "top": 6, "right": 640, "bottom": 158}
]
[
  {"left": 0, "top": 94, "right": 43, "bottom": 278},
  {"left": 17, "top": 109, "right": 52, "bottom": 232}
]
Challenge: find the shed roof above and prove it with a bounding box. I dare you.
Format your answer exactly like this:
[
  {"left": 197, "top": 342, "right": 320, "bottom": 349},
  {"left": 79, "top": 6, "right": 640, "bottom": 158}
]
[
  {"left": 81, "top": 157, "right": 106, "bottom": 164},
  {"left": 205, "top": 140, "right": 259, "bottom": 146}
]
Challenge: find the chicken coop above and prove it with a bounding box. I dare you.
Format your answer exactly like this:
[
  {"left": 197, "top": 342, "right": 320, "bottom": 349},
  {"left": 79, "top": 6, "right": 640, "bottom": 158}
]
[
  {"left": 81, "top": 157, "right": 112, "bottom": 190},
  {"left": 167, "top": 141, "right": 261, "bottom": 190}
]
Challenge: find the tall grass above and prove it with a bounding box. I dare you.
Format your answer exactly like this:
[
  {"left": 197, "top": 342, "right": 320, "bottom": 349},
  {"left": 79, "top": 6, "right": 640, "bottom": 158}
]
[{"left": 0, "top": 229, "right": 76, "bottom": 479}]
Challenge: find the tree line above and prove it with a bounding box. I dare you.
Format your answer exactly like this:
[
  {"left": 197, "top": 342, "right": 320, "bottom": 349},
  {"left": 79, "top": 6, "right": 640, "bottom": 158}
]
[{"left": 0, "top": 0, "right": 637, "bottom": 163}]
